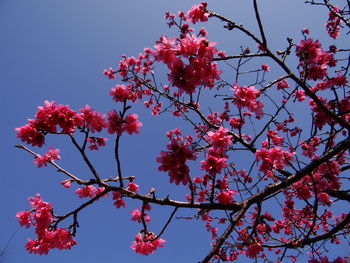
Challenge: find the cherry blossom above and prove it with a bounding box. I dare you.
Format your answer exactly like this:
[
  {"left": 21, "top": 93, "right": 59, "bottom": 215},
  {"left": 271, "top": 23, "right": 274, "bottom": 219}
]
[{"left": 130, "top": 233, "right": 165, "bottom": 255}]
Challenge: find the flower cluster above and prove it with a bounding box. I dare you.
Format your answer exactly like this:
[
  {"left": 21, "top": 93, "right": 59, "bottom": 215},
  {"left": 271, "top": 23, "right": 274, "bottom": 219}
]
[
  {"left": 157, "top": 129, "right": 197, "bottom": 185},
  {"left": 87, "top": 137, "right": 108, "bottom": 150},
  {"left": 107, "top": 110, "right": 142, "bottom": 136},
  {"left": 201, "top": 127, "right": 233, "bottom": 176},
  {"left": 75, "top": 185, "right": 106, "bottom": 199},
  {"left": 152, "top": 33, "right": 221, "bottom": 94},
  {"left": 130, "top": 233, "right": 166, "bottom": 255},
  {"left": 325, "top": 6, "right": 342, "bottom": 39},
  {"left": 110, "top": 84, "right": 138, "bottom": 102},
  {"left": 256, "top": 147, "right": 295, "bottom": 177},
  {"left": 301, "top": 136, "right": 321, "bottom": 158},
  {"left": 131, "top": 208, "right": 151, "bottom": 223},
  {"left": 187, "top": 2, "right": 208, "bottom": 24},
  {"left": 276, "top": 80, "right": 289, "bottom": 90},
  {"left": 33, "top": 147, "right": 61, "bottom": 168},
  {"left": 296, "top": 38, "right": 336, "bottom": 81},
  {"left": 16, "top": 101, "right": 110, "bottom": 147},
  {"left": 80, "top": 105, "right": 107, "bottom": 133},
  {"left": 232, "top": 84, "right": 264, "bottom": 117},
  {"left": 16, "top": 101, "right": 83, "bottom": 147},
  {"left": 112, "top": 191, "right": 126, "bottom": 208},
  {"left": 292, "top": 160, "right": 340, "bottom": 204},
  {"left": 16, "top": 194, "right": 76, "bottom": 254}
]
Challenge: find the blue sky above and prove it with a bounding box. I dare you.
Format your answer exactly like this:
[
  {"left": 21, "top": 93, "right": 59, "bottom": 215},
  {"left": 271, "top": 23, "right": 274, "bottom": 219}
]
[{"left": 1, "top": 0, "right": 348, "bottom": 262}]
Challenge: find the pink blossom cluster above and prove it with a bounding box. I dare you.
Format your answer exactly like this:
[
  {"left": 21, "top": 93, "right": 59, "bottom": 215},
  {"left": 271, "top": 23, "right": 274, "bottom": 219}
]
[
  {"left": 112, "top": 191, "right": 126, "bottom": 208},
  {"left": 80, "top": 105, "right": 107, "bottom": 133},
  {"left": 157, "top": 130, "right": 197, "bottom": 185},
  {"left": 261, "top": 64, "right": 270, "bottom": 72},
  {"left": 110, "top": 84, "right": 139, "bottom": 102},
  {"left": 16, "top": 101, "right": 83, "bottom": 147},
  {"left": 256, "top": 147, "right": 295, "bottom": 177},
  {"left": 117, "top": 50, "right": 154, "bottom": 79},
  {"left": 229, "top": 116, "right": 245, "bottom": 129},
  {"left": 127, "top": 182, "right": 139, "bottom": 192},
  {"left": 130, "top": 233, "right": 166, "bottom": 255},
  {"left": 301, "top": 136, "right": 321, "bottom": 158},
  {"left": 246, "top": 243, "right": 264, "bottom": 258},
  {"left": 200, "top": 148, "right": 228, "bottom": 176},
  {"left": 296, "top": 38, "right": 336, "bottom": 81},
  {"left": 87, "top": 137, "right": 108, "bottom": 150},
  {"left": 216, "top": 188, "right": 237, "bottom": 204},
  {"left": 232, "top": 84, "right": 264, "bottom": 117},
  {"left": 266, "top": 130, "right": 284, "bottom": 146},
  {"left": 16, "top": 101, "right": 111, "bottom": 148},
  {"left": 309, "top": 96, "right": 349, "bottom": 130},
  {"left": 325, "top": 6, "right": 342, "bottom": 39},
  {"left": 187, "top": 2, "right": 208, "bottom": 24},
  {"left": 75, "top": 185, "right": 106, "bottom": 199},
  {"left": 103, "top": 67, "right": 116, "bottom": 79},
  {"left": 33, "top": 146, "right": 61, "bottom": 168},
  {"left": 107, "top": 110, "right": 142, "bottom": 136},
  {"left": 292, "top": 160, "right": 341, "bottom": 204},
  {"left": 206, "top": 126, "right": 233, "bottom": 151},
  {"left": 276, "top": 80, "right": 289, "bottom": 90},
  {"left": 16, "top": 194, "right": 76, "bottom": 254},
  {"left": 201, "top": 127, "right": 233, "bottom": 177},
  {"left": 313, "top": 75, "right": 347, "bottom": 92},
  {"left": 131, "top": 208, "right": 151, "bottom": 223},
  {"left": 152, "top": 33, "right": 221, "bottom": 94}
]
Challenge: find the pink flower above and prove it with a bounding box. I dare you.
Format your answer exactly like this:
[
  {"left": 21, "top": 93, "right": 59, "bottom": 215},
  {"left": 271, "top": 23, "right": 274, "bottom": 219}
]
[
  {"left": 35, "top": 100, "right": 84, "bottom": 134},
  {"left": 256, "top": 147, "right": 295, "bottom": 176},
  {"left": 33, "top": 154, "right": 49, "bottom": 168},
  {"left": 25, "top": 228, "right": 76, "bottom": 255},
  {"left": 157, "top": 134, "right": 197, "bottom": 185},
  {"left": 18, "top": 194, "right": 75, "bottom": 255},
  {"left": 87, "top": 137, "right": 108, "bottom": 150},
  {"left": 152, "top": 34, "right": 221, "bottom": 94},
  {"left": 206, "top": 127, "right": 233, "bottom": 151},
  {"left": 61, "top": 180, "right": 71, "bottom": 188},
  {"left": 112, "top": 191, "right": 126, "bottom": 208},
  {"left": 103, "top": 67, "right": 116, "bottom": 79},
  {"left": 233, "top": 84, "right": 264, "bottom": 117},
  {"left": 302, "top": 28, "right": 310, "bottom": 35},
  {"left": 75, "top": 185, "right": 97, "bottom": 198},
  {"left": 16, "top": 210, "right": 32, "bottom": 228},
  {"left": 110, "top": 84, "right": 136, "bottom": 102},
  {"left": 266, "top": 130, "right": 284, "bottom": 145},
  {"left": 261, "top": 64, "right": 270, "bottom": 72},
  {"left": 107, "top": 110, "right": 123, "bottom": 135},
  {"left": 246, "top": 243, "right": 263, "bottom": 258},
  {"left": 187, "top": 2, "right": 208, "bottom": 24},
  {"left": 127, "top": 182, "right": 139, "bottom": 192},
  {"left": 130, "top": 233, "right": 165, "bottom": 255},
  {"left": 326, "top": 6, "right": 342, "bottom": 39},
  {"left": 201, "top": 148, "right": 228, "bottom": 176},
  {"left": 277, "top": 80, "right": 289, "bottom": 90},
  {"left": 292, "top": 180, "right": 312, "bottom": 200},
  {"left": 217, "top": 189, "right": 237, "bottom": 204},
  {"left": 296, "top": 38, "right": 336, "bottom": 80},
  {"left": 80, "top": 105, "right": 107, "bottom": 133},
  {"left": 131, "top": 208, "right": 151, "bottom": 223},
  {"left": 124, "top": 114, "right": 142, "bottom": 135},
  {"left": 229, "top": 117, "right": 245, "bottom": 129},
  {"left": 15, "top": 123, "right": 45, "bottom": 147},
  {"left": 45, "top": 147, "right": 60, "bottom": 161},
  {"left": 33, "top": 147, "right": 61, "bottom": 168},
  {"left": 318, "top": 192, "right": 333, "bottom": 206}
]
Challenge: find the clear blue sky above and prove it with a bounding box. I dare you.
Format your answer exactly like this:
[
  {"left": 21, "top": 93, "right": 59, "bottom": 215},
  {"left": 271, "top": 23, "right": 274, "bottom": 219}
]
[{"left": 1, "top": 0, "right": 348, "bottom": 262}]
